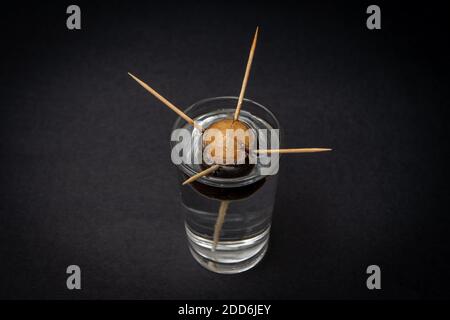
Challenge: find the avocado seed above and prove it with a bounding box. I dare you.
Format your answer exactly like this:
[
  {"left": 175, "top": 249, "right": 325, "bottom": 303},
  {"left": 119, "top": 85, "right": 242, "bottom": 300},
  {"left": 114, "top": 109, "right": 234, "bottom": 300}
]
[{"left": 202, "top": 119, "right": 252, "bottom": 165}]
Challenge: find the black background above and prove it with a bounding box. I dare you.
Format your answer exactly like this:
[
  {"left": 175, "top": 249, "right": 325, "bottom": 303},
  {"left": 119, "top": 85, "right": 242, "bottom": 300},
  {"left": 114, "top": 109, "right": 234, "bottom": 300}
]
[{"left": 0, "top": 1, "right": 449, "bottom": 299}]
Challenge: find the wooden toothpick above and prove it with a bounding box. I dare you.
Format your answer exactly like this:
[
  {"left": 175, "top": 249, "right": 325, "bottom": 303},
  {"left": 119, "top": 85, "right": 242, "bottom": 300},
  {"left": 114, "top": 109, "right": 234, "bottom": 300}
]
[
  {"left": 255, "top": 148, "right": 332, "bottom": 154},
  {"left": 182, "top": 164, "right": 220, "bottom": 185},
  {"left": 233, "top": 27, "right": 259, "bottom": 121},
  {"left": 128, "top": 72, "right": 202, "bottom": 130},
  {"left": 212, "top": 200, "right": 230, "bottom": 251}
]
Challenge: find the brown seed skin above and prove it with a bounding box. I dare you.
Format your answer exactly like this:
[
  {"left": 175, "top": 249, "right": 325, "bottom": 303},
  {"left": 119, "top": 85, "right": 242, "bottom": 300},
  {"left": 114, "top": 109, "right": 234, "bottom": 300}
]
[{"left": 202, "top": 119, "right": 251, "bottom": 164}]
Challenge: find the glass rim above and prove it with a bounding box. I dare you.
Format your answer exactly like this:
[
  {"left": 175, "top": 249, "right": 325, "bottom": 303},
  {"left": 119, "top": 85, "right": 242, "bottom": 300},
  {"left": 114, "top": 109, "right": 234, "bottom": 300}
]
[{"left": 171, "top": 96, "right": 280, "bottom": 188}]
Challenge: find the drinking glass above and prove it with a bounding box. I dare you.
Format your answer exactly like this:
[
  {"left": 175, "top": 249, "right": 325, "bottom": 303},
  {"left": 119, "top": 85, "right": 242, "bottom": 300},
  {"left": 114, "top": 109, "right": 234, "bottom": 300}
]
[{"left": 171, "top": 96, "right": 280, "bottom": 274}]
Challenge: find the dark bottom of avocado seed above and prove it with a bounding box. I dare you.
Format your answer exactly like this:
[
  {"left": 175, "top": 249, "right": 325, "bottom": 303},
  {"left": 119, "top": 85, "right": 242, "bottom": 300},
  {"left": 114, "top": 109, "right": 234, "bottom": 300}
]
[
  {"left": 188, "top": 176, "right": 266, "bottom": 201},
  {"left": 200, "top": 163, "right": 255, "bottom": 179}
]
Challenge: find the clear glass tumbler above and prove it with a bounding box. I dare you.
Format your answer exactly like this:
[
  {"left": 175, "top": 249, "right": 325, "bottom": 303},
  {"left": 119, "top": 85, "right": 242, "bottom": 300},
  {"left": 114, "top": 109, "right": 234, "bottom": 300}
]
[{"left": 171, "top": 97, "right": 280, "bottom": 274}]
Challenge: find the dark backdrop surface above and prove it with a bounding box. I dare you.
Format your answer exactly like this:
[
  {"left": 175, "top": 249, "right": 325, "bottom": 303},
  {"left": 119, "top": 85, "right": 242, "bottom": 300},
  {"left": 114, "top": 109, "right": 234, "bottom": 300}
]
[{"left": 0, "top": 1, "right": 449, "bottom": 299}]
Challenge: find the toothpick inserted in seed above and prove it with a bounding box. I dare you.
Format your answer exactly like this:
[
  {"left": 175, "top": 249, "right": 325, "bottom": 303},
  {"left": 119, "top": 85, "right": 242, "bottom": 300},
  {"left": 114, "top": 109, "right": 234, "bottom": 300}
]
[
  {"left": 212, "top": 200, "right": 230, "bottom": 251},
  {"left": 233, "top": 27, "right": 259, "bottom": 121},
  {"left": 128, "top": 72, "right": 202, "bottom": 130},
  {"left": 182, "top": 164, "right": 221, "bottom": 185},
  {"left": 255, "top": 148, "right": 332, "bottom": 154}
]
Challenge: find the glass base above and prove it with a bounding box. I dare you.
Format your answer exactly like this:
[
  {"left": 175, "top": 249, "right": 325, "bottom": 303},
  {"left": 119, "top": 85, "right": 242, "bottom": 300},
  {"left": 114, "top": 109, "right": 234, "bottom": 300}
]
[{"left": 185, "top": 224, "right": 270, "bottom": 274}]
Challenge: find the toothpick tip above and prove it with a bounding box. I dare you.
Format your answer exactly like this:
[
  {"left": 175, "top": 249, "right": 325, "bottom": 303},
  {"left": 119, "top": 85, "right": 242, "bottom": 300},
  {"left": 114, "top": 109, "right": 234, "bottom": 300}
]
[
  {"left": 128, "top": 72, "right": 139, "bottom": 81},
  {"left": 254, "top": 26, "right": 259, "bottom": 40}
]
